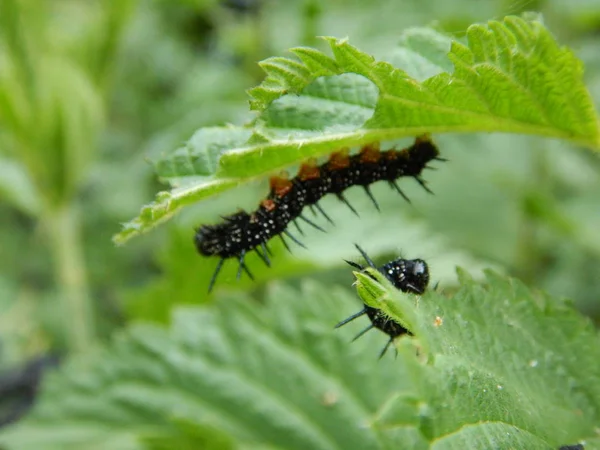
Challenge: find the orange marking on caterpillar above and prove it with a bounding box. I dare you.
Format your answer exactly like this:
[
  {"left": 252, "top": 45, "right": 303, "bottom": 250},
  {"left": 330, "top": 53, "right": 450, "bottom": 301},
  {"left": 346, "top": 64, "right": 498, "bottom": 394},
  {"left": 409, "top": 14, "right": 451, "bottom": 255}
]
[
  {"left": 415, "top": 133, "right": 432, "bottom": 144},
  {"left": 359, "top": 143, "right": 381, "bottom": 163},
  {"left": 387, "top": 146, "right": 410, "bottom": 161},
  {"left": 327, "top": 149, "right": 350, "bottom": 170},
  {"left": 269, "top": 173, "right": 293, "bottom": 197},
  {"left": 297, "top": 159, "right": 320, "bottom": 181},
  {"left": 384, "top": 149, "right": 398, "bottom": 160},
  {"left": 261, "top": 199, "right": 276, "bottom": 211}
]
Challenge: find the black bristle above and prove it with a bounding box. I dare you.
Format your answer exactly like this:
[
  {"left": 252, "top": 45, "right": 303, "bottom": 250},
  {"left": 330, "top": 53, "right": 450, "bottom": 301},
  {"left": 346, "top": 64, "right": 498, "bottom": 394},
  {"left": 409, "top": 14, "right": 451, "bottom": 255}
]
[
  {"left": 363, "top": 186, "right": 380, "bottom": 211},
  {"left": 337, "top": 193, "right": 360, "bottom": 217},
  {"left": 283, "top": 229, "right": 306, "bottom": 249},
  {"left": 298, "top": 214, "right": 326, "bottom": 232}
]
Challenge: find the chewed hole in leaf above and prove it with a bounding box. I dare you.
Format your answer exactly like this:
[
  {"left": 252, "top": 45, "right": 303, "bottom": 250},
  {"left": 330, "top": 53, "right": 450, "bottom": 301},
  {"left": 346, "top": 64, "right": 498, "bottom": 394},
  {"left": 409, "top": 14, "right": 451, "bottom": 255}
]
[
  {"left": 385, "top": 27, "right": 454, "bottom": 80},
  {"left": 260, "top": 73, "right": 378, "bottom": 138}
]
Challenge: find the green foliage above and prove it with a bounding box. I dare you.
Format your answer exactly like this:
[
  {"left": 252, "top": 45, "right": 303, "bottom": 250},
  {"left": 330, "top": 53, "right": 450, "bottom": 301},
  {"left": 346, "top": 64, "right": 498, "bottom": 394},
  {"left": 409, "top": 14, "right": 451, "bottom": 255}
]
[
  {"left": 3, "top": 3, "right": 600, "bottom": 450},
  {"left": 0, "top": 0, "right": 134, "bottom": 209},
  {"left": 114, "top": 15, "right": 600, "bottom": 244},
  {"left": 0, "top": 0, "right": 136, "bottom": 352},
  {"left": 0, "top": 0, "right": 277, "bottom": 358},
  {"left": 0, "top": 159, "right": 40, "bottom": 216},
  {"left": 2, "top": 272, "right": 598, "bottom": 449},
  {"left": 356, "top": 269, "right": 600, "bottom": 446}
]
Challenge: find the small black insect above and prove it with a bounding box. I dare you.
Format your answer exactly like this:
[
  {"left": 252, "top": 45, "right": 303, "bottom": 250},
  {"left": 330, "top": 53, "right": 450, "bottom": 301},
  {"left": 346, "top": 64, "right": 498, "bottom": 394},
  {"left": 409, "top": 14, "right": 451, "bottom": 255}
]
[{"left": 335, "top": 244, "right": 429, "bottom": 358}]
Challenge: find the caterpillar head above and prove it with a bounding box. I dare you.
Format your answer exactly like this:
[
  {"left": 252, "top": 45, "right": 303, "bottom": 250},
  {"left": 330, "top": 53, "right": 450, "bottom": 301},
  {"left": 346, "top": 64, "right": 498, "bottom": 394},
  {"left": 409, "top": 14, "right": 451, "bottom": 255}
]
[{"left": 383, "top": 258, "right": 429, "bottom": 294}]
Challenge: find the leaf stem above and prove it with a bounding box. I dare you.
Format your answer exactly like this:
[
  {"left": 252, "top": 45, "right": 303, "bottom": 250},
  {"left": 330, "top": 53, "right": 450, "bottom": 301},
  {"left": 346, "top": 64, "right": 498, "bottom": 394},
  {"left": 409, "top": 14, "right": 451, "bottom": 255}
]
[{"left": 46, "top": 203, "right": 95, "bottom": 352}]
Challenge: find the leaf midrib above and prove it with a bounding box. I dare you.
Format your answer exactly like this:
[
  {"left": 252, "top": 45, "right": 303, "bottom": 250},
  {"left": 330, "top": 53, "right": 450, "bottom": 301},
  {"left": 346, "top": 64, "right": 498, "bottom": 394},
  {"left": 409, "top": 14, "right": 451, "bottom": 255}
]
[{"left": 220, "top": 122, "right": 587, "bottom": 167}]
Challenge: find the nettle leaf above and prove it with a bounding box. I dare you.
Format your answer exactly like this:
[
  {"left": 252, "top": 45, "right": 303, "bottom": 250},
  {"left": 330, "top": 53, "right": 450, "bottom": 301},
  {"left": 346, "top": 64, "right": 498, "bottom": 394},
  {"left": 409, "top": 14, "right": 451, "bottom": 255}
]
[
  {"left": 1, "top": 274, "right": 599, "bottom": 449},
  {"left": 114, "top": 126, "right": 251, "bottom": 244},
  {"left": 355, "top": 269, "right": 600, "bottom": 449},
  {"left": 0, "top": 283, "right": 420, "bottom": 450},
  {"left": 114, "top": 15, "right": 600, "bottom": 244}
]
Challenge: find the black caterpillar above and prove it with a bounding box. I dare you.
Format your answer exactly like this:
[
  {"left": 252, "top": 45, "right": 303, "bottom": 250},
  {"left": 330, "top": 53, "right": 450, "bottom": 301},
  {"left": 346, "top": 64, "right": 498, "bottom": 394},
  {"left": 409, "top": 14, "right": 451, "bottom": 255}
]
[
  {"left": 195, "top": 135, "right": 443, "bottom": 292},
  {"left": 335, "top": 244, "right": 429, "bottom": 358}
]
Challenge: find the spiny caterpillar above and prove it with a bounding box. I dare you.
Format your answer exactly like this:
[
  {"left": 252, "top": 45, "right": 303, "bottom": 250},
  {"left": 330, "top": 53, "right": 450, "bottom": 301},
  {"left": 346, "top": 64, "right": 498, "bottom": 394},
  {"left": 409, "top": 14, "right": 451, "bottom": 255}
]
[
  {"left": 335, "top": 244, "right": 429, "bottom": 358},
  {"left": 195, "top": 135, "right": 443, "bottom": 292}
]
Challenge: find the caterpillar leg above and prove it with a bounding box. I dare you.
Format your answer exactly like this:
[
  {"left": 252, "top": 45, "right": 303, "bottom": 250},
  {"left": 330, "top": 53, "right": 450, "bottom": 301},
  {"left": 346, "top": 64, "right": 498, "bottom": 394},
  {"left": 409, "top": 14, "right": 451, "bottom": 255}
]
[{"left": 405, "top": 282, "right": 424, "bottom": 294}]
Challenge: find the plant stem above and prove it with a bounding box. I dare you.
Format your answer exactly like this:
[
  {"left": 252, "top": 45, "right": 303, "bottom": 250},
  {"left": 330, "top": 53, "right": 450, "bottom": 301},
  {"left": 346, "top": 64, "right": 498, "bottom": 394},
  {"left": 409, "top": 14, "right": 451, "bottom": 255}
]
[
  {"left": 46, "top": 203, "right": 94, "bottom": 352},
  {"left": 302, "top": 0, "right": 320, "bottom": 47}
]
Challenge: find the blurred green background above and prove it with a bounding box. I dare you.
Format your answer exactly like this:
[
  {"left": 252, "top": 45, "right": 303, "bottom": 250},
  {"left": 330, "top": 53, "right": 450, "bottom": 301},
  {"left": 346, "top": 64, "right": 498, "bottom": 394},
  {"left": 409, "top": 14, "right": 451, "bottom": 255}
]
[{"left": 0, "top": 0, "right": 599, "bottom": 421}]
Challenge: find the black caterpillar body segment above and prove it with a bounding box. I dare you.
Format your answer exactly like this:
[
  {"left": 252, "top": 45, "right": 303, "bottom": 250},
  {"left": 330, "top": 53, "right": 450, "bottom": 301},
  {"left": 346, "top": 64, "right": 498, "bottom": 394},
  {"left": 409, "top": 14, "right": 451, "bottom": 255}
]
[
  {"left": 336, "top": 244, "right": 430, "bottom": 358},
  {"left": 195, "top": 135, "right": 442, "bottom": 292}
]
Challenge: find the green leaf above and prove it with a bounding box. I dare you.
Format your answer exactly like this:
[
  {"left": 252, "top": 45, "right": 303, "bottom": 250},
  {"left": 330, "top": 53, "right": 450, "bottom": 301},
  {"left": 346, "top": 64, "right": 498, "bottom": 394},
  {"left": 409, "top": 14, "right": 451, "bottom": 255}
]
[
  {"left": 140, "top": 418, "right": 236, "bottom": 450},
  {"left": 0, "top": 158, "right": 41, "bottom": 216},
  {"left": 382, "top": 28, "right": 454, "bottom": 81},
  {"left": 2, "top": 273, "right": 599, "bottom": 449},
  {"left": 0, "top": 282, "right": 419, "bottom": 450},
  {"left": 113, "top": 126, "right": 251, "bottom": 245},
  {"left": 114, "top": 15, "right": 600, "bottom": 244},
  {"left": 355, "top": 270, "right": 600, "bottom": 448},
  {"left": 153, "top": 127, "right": 254, "bottom": 179}
]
